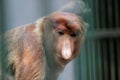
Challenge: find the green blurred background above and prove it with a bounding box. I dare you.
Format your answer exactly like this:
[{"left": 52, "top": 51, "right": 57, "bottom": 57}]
[{"left": 0, "top": 0, "right": 120, "bottom": 80}]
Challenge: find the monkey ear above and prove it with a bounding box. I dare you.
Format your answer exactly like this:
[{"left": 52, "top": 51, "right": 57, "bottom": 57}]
[{"left": 83, "top": 21, "right": 89, "bottom": 33}]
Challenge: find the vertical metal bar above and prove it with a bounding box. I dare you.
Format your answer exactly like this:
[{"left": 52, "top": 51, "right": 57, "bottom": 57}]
[
  {"left": 113, "top": 39, "right": 118, "bottom": 80},
  {"left": 97, "top": 39, "right": 103, "bottom": 80},
  {"left": 109, "top": 39, "right": 116, "bottom": 80},
  {"left": 88, "top": 0, "right": 94, "bottom": 31},
  {"left": 87, "top": 39, "right": 93, "bottom": 80},
  {"left": 84, "top": 39, "right": 91, "bottom": 80},
  {"left": 90, "top": 0, "right": 95, "bottom": 30},
  {"left": 91, "top": 39, "right": 97, "bottom": 80},
  {"left": 75, "top": 54, "right": 81, "bottom": 80},
  {"left": 111, "top": 0, "right": 116, "bottom": 29},
  {"left": 101, "top": 40, "right": 105, "bottom": 80},
  {"left": 114, "top": 39, "right": 118, "bottom": 80},
  {"left": 94, "top": 0, "right": 100, "bottom": 30},
  {"left": 98, "top": 0, "right": 102, "bottom": 29},
  {"left": 102, "top": 40, "right": 110, "bottom": 80},
  {"left": 100, "top": 0, "right": 108, "bottom": 29},
  {"left": 116, "top": 39, "right": 120, "bottom": 80},
  {"left": 85, "top": 40, "right": 90, "bottom": 80},
  {"left": 78, "top": 51, "right": 81, "bottom": 80},
  {"left": 107, "top": 0, "right": 114, "bottom": 28},
  {"left": 114, "top": 0, "right": 120, "bottom": 29},
  {"left": 80, "top": 41, "right": 87, "bottom": 80}
]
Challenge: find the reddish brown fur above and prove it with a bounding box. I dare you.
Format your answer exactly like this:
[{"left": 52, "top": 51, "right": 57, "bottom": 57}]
[
  {"left": 4, "top": 24, "right": 45, "bottom": 80},
  {"left": 15, "top": 24, "right": 45, "bottom": 80}
]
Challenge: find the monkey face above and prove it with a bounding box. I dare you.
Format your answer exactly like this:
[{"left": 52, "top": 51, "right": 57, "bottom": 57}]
[
  {"left": 43, "top": 12, "right": 87, "bottom": 66},
  {"left": 48, "top": 12, "right": 86, "bottom": 64}
]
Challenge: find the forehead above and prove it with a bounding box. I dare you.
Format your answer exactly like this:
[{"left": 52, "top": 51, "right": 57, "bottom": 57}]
[{"left": 48, "top": 12, "right": 83, "bottom": 30}]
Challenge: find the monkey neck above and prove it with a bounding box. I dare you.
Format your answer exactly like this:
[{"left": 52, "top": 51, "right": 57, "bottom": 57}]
[
  {"left": 45, "top": 60, "right": 63, "bottom": 80},
  {"left": 44, "top": 51, "right": 64, "bottom": 80},
  {"left": 45, "top": 67, "right": 59, "bottom": 80}
]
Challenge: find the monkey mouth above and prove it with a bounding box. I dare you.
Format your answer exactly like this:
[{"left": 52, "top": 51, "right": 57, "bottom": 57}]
[
  {"left": 59, "top": 57, "right": 70, "bottom": 65},
  {"left": 58, "top": 53, "right": 72, "bottom": 64}
]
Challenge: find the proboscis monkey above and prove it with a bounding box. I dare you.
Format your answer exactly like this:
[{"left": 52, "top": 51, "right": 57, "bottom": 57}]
[{"left": 0, "top": 11, "right": 88, "bottom": 80}]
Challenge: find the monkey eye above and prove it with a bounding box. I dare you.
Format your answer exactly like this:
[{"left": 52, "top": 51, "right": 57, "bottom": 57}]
[
  {"left": 58, "top": 31, "right": 64, "bottom": 36},
  {"left": 70, "top": 33, "right": 77, "bottom": 37}
]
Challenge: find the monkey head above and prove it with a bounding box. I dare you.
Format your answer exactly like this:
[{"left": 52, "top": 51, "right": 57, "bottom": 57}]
[{"left": 42, "top": 12, "right": 87, "bottom": 68}]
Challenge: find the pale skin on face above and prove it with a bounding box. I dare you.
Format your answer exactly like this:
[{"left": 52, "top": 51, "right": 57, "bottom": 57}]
[{"left": 62, "top": 39, "right": 72, "bottom": 60}]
